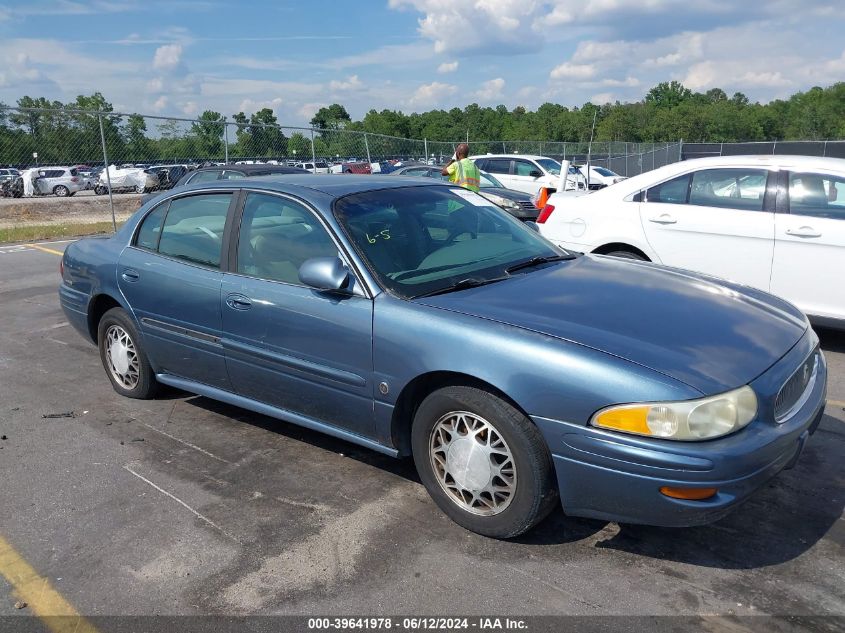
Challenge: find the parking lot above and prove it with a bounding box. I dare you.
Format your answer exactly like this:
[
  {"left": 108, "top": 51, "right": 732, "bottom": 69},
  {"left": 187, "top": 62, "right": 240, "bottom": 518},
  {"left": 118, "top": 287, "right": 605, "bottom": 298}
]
[{"left": 0, "top": 241, "right": 843, "bottom": 625}]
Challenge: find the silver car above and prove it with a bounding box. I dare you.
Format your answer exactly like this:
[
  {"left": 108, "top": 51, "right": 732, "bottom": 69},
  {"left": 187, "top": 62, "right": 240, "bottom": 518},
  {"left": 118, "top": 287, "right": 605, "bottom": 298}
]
[{"left": 34, "top": 167, "right": 86, "bottom": 197}]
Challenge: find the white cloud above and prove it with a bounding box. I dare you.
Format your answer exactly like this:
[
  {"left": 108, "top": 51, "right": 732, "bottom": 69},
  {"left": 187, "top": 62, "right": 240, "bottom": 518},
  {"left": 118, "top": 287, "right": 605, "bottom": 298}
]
[
  {"left": 437, "top": 61, "right": 458, "bottom": 74},
  {"left": 153, "top": 44, "right": 183, "bottom": 72},
  {"left": 590, "top": 92, "right": 615, "bottom": 105},
  {"left": 152, "top": 95, "right": 169, "bottom": 112},
  {"left": 238, "top": 97, "right": 284, "bottom": 115},
  {"left": 329, "top": 75, "right": 365, "bottom": 92},
  {"left": 408, "top": 81, "right": 457, "bottom": 107},
  {"left": 550, "top": 62, "right": 596, "bottom": 80},
  {"left": 389, "top": 0, "right": 545, "bottom": 54},
  {"left": 473, "top": 77, "right": 505, "bottom": 102}
]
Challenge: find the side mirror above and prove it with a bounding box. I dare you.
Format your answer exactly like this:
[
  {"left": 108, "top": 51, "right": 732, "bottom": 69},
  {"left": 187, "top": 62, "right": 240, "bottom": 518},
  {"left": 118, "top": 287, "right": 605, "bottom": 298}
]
[
  {"left": 298, "top": 257, "right": 350, "bottom": 292},
  {"left": 529, "top": 170, "right": 543, "bottom": 178},
  {"left": 524, "top": 221, "right": 540, "bottom": 232}
]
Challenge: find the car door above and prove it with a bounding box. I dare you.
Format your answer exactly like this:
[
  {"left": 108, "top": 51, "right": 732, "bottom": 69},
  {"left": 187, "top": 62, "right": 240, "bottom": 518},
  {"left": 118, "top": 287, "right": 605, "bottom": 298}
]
[
  {"left": 639, "top": 167, "right": 776, "bottom": 291},
  {"left": 220, "top": 191, "right": 375, "bottom": 437},
  {"left": 509, "top": 159, "right": 545, "bottom": 195},
  {"left": 770, "top": 170, "right": 845, "bottom": 320},
  {"left": 483, "top": 158, "right": 515, "bottom": 190},
  {"left": 117, "top": 191, "right": 236, "bottom": 389}
]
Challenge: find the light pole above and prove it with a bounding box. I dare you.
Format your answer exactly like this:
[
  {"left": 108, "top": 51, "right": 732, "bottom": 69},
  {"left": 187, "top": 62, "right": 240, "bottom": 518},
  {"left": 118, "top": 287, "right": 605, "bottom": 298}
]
[{"left": 32, "top": 152, "right": 38, "bottom": 168}]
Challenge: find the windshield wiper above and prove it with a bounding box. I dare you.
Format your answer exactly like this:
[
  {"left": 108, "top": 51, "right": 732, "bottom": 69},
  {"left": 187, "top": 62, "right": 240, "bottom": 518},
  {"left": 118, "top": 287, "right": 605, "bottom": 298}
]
[
  {"left": 505, "top": 254, "right": 574, "bottom": 274},
  {"left": 413, "top": 276, "right": 509, "bottom": 299}
]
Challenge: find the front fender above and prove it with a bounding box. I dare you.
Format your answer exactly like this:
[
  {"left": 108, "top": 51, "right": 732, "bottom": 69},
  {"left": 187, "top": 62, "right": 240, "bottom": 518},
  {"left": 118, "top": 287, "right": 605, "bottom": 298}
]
[{"left": 372, "top": 294, "right": 698, "bottom": 449}]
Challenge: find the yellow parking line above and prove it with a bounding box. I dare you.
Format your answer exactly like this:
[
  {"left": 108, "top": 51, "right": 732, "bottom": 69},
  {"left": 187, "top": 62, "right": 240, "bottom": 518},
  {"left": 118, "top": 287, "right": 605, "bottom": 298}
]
[
  {"left": 828, "top": 399, "right": 845, "bottom": 409},
  {"left": 24, "top": 243, "right": 64, "bottom": 257},
  {"left": 0, "top": 534, "right": 98, "bottom": 633}
]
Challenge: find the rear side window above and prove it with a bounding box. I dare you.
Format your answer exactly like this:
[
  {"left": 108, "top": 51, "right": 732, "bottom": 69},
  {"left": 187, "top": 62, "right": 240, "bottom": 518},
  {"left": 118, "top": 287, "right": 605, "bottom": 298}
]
[
  {"left": 485, "top": 159, "right": 511, "bottom": 175},
  {"left": 189, "top": 170, "right": 222, "bottom": 183},
  {"left": 156, "top": 193, "right": 232, "bottom": 268},
  {"left": 646, "top": 174, "right": 691, "bottom": 204},
  {"left": 789, "top": 172, "right": 845, "bottom": 220},
  {"left": 135, "top": 202, "right": 168, "bottom": 250},
  {"left": 514, "top": 160, "right": 537, "bottom": 177},
  {"left": 220, "top": 170, "right": 247, "bottom": 180},
  {"left": 688, "top": 168, "right": 768, "bottom": 211}
]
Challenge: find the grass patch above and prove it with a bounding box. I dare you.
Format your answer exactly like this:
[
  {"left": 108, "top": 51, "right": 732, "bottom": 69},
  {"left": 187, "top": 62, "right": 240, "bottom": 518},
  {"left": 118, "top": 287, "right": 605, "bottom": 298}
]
[{"left": 0, "top": 221, "right": 123, "bottom": 244}]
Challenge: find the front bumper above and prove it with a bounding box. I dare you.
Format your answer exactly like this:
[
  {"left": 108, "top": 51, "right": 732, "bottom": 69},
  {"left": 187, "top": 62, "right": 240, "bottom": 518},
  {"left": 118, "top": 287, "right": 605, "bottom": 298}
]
[{"left": 533, "top": 332, "right": 827, "bottom": 527}]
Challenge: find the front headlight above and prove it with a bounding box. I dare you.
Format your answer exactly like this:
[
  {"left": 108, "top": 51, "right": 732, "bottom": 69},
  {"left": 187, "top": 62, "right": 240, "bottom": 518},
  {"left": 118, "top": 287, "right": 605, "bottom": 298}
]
[
  {"left": 591, "top": 386, "right": 758, "bottom": 441},
  {"left": 480, "top": 192, "right": 519, "bottom": 210}
]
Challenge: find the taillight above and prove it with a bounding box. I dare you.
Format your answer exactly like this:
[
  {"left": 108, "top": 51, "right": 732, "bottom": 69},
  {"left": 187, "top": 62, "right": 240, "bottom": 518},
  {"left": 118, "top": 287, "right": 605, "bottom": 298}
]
[
  {"left": 537, "top": 204, "right": 555, "bottom": 223},
  {"left": 71, "top": 177, "right": 79, "bottom": 182},
  {"left": 59, "top": 257, "right": 64, "bottom": 278}
]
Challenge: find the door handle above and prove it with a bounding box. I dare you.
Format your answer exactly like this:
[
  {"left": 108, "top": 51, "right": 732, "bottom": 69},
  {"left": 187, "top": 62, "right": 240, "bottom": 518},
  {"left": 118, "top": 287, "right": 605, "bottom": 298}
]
[
  {"left": 226, "top": 294, "right": 252, "bottom": 310},
  {"left": 785, "top": 227, "right": 821, "bottom": 238},
  {"left": 121, "top": 268, "right": 140, "bottom": 282},
  {"left": 648, "top": 214, "right": 677, "bottom": 225}
]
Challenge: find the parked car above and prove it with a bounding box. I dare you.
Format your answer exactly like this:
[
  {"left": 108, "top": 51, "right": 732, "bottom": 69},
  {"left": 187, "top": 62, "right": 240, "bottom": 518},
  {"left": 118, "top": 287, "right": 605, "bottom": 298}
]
[
  {"left": 32, "top": 167, "right": 86, "bottom": 197},
  {"left": 0, "top": 168, "right": 20, "bottom": 184},
  {"left": 537, "top": 155, "right": 845, "bottom": 328},
  {"left": 60, "top": 174, "right": 827, "bottom": 538},
  {"left": 94, "top": 165, "right": 159, "bottom": 195},
  {"left": 295, "top": 161, "right": 331, "bottom": 174},
  {"left": 330, "top": 161, "right": 372, "bottom": 174},
  {"left": 470, "top": 154, "right": 587, "bottom": 196},
  {"left": 577, "top": 165, "right": 626, "bottom": 189},
  {"left": 147, "top": 165, "right": 190, "bottom": 191},
  {"left": 389, "top": 165, "right": 539, "bottom": 220}
]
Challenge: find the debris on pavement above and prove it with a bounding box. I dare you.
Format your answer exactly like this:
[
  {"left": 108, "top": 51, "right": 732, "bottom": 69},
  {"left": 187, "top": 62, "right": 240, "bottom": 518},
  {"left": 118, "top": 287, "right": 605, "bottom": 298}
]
[
  {"left": 14, "top": 601, "right": 27, "bottom": 610},
  {"left": 42, "top": 411, "right": 75, "bottom": 419}
]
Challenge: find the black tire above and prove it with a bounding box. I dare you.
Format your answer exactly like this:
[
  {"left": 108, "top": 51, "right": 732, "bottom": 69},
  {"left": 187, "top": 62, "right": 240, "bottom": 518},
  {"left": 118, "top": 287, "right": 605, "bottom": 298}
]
[
  {"left": 54, "top": 185, "right": 69, "bottom": 197},
  {"left": 67, "top": 191, "right": 76, "bottom": 197},
  {"left": 97, "top": 307, "right": 159, "bottom": 399},
  {"left": 604, "top": 250, "right": 647, "bottom": 261},
  {"left": 94, "top": 185, "right": 107, "bottom": 195},
  {"left": 411, "top": 386, "right": 558, "bottom": 538}
]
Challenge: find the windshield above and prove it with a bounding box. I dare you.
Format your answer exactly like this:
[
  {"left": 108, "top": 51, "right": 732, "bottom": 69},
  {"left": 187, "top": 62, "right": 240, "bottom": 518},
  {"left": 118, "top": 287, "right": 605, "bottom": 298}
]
[
  {"left": 479, "top": 171, "right": 504, "bottom": 188},
  {"left": 535, "top": 158, "right": 561, "bottom": 175},
  {"left": 594, "top": 167, "right": 617, "bottom": 177},
  {"left": 334, "top": 186, "right": 565, "bottom": 299}
]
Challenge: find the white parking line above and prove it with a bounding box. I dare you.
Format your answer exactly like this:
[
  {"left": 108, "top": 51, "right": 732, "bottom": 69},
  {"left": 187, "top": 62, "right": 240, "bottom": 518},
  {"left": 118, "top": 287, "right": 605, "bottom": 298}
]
[{"left": 123, "top": 465, "right": 241, "bottom": 544}]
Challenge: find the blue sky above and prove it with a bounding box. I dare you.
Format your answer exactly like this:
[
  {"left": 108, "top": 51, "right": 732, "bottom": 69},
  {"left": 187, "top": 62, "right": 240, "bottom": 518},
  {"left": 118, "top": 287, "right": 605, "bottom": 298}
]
[{"left": 0, "top": 0, "right": 843, "bottom": 125}]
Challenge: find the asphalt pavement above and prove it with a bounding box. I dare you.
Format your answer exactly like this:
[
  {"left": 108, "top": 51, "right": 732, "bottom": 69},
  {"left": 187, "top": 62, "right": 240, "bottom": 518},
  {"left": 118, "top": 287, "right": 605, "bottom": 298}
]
[{"left": 0, "top": 241, "right": 842, "bottom": 628}]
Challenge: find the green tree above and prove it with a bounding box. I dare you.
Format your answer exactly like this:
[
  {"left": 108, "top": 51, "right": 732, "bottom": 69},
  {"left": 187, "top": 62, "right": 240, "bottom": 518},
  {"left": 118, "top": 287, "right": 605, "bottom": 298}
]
[{"left": 310, "top": 104, "right": 351, "bottom": 130}]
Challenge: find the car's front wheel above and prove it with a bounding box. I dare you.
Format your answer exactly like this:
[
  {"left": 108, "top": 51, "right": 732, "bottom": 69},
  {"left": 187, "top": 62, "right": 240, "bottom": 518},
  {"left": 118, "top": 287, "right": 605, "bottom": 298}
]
[
  {"left": 411, "top": 386, "right": 558, "bottom": 538},
  {"left": 54, "top": 185, "right": 69, "bottom": 197},
  {"left": 97, "top": 307, "right": 158, "bottom": 399}
]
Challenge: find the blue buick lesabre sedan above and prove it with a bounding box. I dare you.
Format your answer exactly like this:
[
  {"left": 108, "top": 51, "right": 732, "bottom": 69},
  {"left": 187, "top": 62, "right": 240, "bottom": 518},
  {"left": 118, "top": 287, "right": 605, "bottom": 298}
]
[{"left": 60, "top": 175, "right": 827, "bottom": 538}]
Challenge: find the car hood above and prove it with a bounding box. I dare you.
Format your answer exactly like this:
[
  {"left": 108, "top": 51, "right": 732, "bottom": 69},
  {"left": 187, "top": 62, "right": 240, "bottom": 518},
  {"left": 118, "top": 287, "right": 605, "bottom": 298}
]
[
  {"left": 482, "top": 187, "right": 532, "bottom": 202},
  {"left": 416, "top": 256, "right": 807, "bottom": 394}
]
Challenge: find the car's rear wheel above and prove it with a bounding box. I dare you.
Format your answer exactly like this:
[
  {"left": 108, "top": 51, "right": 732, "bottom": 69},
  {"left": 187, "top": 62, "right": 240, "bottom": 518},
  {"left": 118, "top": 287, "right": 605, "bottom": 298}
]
[
  {"left": 97, "top": 307, "right": 158, "bottom": 399},
  {"left": 54, "top": 185, "right": 69, "bottom": 197},
  {"left": 411, "top": 386, "right": 557, "bottom": 538}
]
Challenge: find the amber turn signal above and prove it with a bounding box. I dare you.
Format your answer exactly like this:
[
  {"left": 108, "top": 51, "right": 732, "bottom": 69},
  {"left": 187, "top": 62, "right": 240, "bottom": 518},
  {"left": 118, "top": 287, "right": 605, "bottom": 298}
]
[{"left": 659, "top": 486, "right": 718, "bottom": 500}]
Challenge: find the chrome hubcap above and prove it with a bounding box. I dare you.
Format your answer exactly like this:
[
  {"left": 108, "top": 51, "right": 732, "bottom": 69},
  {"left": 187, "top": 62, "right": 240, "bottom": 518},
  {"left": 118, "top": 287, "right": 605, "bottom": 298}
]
[
  {"left": 105, "top": 325, "right": 139, "bottom": 389},
  {"left": 430, "top": 411, "right": 516, "bottom": 516}
]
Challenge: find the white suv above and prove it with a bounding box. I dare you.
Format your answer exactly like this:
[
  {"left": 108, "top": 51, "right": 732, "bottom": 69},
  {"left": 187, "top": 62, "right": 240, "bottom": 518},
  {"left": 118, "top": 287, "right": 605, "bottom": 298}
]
[
  {"left": 470, "top": 154, "right": 586, "bottom": 197},
  {"left": 34, "top": 167, "right": 86, "bottom": 197}
]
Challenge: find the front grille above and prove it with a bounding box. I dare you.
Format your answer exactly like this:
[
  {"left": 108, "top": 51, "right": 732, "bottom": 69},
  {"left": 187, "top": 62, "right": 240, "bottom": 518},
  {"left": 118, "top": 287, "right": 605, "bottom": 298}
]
[
  {"left": 774, "top": 350, "right": 818, "bottom": 421},
  {"left": 516, "top": 200, "right": 536, "bottom": 210}
]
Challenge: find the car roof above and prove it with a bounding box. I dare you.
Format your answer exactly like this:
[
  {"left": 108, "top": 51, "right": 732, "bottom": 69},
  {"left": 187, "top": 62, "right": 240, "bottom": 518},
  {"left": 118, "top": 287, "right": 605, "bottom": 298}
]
[
  {"left": 469, "top": 154, "right": 554, "bottom": 161},
  {"left": 193, "top": 164, "right": 309, "bottom": 174},
  {"left": 248, "top": 173, "right": 450, "bottom": 196}
]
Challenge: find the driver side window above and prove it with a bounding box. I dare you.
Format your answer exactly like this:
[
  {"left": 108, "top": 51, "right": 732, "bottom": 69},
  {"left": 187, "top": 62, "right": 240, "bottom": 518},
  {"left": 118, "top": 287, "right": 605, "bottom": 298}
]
[{"left": 514, "top": 160, "right": 536, "bottom": 177}]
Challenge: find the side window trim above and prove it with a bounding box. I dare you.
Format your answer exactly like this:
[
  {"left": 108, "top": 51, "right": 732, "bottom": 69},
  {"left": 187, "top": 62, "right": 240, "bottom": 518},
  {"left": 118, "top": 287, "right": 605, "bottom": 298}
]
[{"left": 132, "top": 199, "right": 171, "bottom": 250}]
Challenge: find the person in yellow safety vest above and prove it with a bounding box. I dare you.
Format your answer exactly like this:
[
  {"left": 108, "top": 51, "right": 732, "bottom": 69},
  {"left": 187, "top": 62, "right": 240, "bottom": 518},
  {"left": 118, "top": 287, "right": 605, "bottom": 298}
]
[{"left": 441, "top": 143, "right": 480, "bottom": 192}]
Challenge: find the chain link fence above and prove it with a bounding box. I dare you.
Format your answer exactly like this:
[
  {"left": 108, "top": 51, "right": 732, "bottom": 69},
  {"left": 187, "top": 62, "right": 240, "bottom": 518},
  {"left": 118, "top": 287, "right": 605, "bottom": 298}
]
[{"left": 2, "top": 104, "right": 843, "bottom": 242}]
